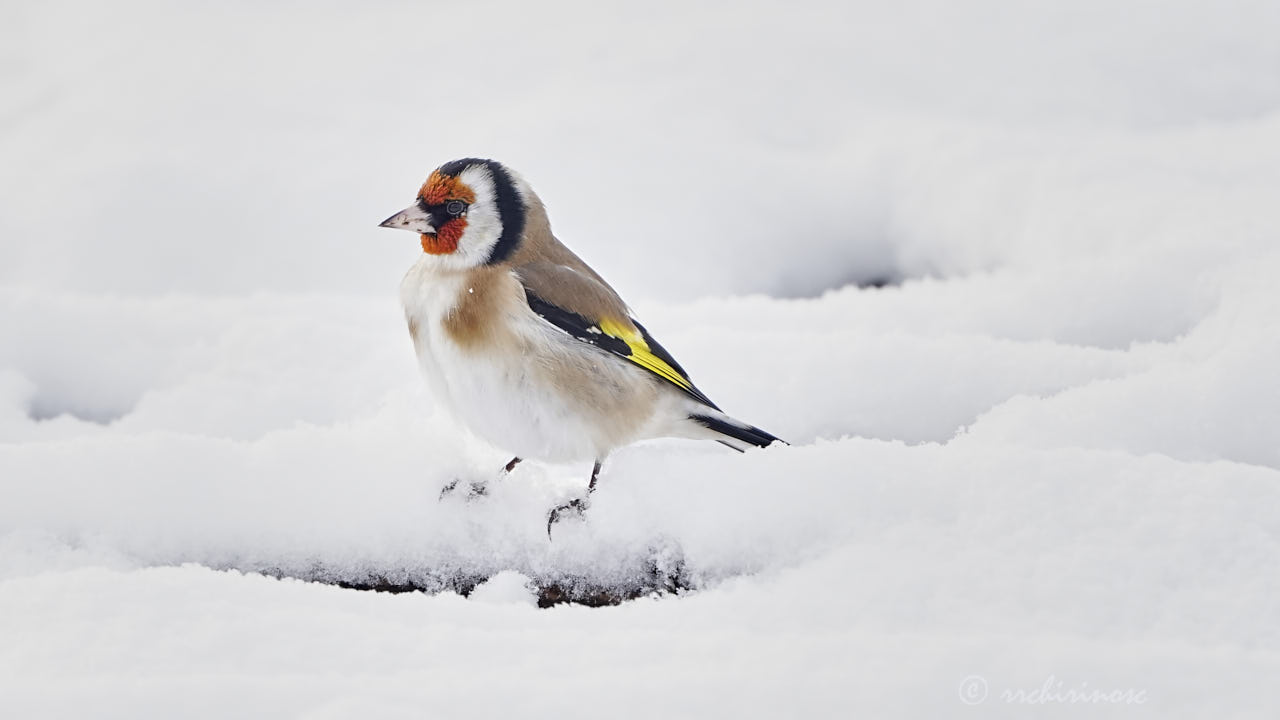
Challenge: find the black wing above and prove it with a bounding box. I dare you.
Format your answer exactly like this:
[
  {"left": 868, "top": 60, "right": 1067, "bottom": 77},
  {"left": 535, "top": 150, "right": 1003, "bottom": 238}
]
[{"left": 524, "top": 289, "right": 720, "bottom": 410}]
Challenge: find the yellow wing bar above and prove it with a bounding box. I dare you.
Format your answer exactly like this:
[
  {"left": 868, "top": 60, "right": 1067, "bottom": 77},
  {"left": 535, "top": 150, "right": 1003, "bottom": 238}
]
[
  {"left": 598, "top": 317, "right": 695, "bottom": 392},
  {"left": 522, "top": 286, "right": 718, "bottom": 408}
]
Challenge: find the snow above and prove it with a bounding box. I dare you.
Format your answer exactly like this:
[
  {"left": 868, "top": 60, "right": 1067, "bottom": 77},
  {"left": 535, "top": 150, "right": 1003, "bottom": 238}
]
[{"left": 4, "top": 0, "right": 1280, "bottom": 717}]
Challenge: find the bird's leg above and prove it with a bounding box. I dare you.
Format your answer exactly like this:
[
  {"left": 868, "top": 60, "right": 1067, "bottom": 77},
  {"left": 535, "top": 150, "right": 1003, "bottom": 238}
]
[
  {"left": 546, "top": 460, "right": 602, "bottom": 536},
  {"left": 440, "top": 456, "right": 523, "bottom": 500},
  {"left": 468, "top": 456, "right": 522, "bottom": 497}
]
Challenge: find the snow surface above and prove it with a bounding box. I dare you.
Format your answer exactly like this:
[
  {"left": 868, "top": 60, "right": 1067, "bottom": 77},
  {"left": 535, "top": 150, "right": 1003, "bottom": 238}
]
[{"left": 4, "top": 0, "right": 1280, "bottom": 717}]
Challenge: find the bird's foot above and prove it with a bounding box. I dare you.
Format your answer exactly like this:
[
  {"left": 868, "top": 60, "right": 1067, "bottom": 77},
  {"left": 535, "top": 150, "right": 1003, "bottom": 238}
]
[
  {"left": 546, "top": 497, "right": 590, "bottom": 537},
  {"left": 440, "top": 458, "right": 521, "bottom": 502},
  {"left": 438, "top": 478, "right": 489, "bottom": 501}
]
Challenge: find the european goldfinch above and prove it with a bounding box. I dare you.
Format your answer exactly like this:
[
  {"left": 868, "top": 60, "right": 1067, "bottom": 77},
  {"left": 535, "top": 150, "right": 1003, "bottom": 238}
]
[{"left": 379, "top": 158, "right": 781, "bottom": 530}]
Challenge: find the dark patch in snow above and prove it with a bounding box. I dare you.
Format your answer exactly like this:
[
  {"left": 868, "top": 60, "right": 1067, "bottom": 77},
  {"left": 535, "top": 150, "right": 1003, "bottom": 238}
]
[
  {"left": 26, "top": 395, "right": 132, "bottom": 424},
  {"left": 240, "top": 544, "right": 694, "bottom": 608},
  {"left": 857, "top": 275, "right": 900, "bottom": 289},
  {"left": 773, "top": 263, "right": 909, "bottom": 297}
]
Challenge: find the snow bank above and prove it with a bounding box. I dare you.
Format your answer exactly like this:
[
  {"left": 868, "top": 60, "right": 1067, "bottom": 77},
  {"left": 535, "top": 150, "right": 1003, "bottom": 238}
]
[{"left": 3, "top": 247, "right": 1279, "bottom": 713}]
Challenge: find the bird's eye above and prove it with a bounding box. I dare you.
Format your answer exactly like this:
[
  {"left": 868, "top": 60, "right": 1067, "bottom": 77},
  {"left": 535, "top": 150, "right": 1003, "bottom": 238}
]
[{"left": 445, "top": 200, "right": 467, "bottom": 216}]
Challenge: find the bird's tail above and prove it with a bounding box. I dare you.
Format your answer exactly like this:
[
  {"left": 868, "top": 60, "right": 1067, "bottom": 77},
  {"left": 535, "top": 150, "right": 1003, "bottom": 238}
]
[{"left": 688, "top": 410, "right": 785, "bottom": 452}]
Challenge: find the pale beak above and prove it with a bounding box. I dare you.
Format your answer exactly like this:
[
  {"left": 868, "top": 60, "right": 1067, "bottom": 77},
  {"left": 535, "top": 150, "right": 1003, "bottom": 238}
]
[{"left": 379, "top": 203, "right": 435, "bottom": 234}]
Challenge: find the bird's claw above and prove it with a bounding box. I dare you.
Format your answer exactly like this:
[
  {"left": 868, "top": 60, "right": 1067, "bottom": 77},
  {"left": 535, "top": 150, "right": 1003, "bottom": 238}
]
[
  {"left": 546, "top": 498, "right": 589, "bottom": 537},
  {"left": 438, "top": 478, "right": 489, "bottom": 501}
]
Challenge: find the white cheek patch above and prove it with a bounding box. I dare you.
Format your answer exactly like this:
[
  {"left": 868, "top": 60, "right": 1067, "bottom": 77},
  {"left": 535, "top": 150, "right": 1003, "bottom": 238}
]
[{"left": 444, "top": 164, "right": 502, "bottom": 268}]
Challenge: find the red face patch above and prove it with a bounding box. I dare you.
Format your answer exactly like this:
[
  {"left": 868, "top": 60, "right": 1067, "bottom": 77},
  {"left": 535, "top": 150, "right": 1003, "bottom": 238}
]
[
  {"left": 419, "top": 172, "right": 477, "bottom": 206},
  {"left": 417, "top": 170, "right": 476, "bottom": 255},
  {"left": 421, "top": 218, "right": 467, "bottom": 255}
]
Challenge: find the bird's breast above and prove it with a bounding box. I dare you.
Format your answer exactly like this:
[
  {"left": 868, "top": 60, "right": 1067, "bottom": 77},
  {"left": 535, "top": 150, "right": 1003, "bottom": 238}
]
[{"left": 399, "top": 260, "right": 603, "bottom": 461}]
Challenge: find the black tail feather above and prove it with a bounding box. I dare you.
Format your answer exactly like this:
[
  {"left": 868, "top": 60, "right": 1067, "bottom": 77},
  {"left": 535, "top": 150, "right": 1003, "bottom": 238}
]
[{"left": 689, "top": 413, "right": 784, "bottom": 450}]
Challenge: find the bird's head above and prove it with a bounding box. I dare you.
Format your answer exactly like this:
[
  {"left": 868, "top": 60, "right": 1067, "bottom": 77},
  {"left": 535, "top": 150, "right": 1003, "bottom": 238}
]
[{"left": 379, "top": 158, "right": 529, "bottom": 269}]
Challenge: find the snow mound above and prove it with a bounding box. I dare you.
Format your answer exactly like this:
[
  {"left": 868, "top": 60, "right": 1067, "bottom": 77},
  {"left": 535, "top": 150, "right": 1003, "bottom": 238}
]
[{"left": 2, "top": 245, "right": 1279, "bottom": 609}]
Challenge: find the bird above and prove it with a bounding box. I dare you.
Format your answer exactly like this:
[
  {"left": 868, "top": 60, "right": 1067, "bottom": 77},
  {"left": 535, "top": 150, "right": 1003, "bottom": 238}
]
[{"left": 378, "top": 158, "right": 782, "bottom": 533}]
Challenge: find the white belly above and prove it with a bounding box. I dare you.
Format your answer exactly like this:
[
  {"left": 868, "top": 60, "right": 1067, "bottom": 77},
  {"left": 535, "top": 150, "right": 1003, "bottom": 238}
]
[{"left": 400, "top": 260, "right": 637, "bottom": 462}]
